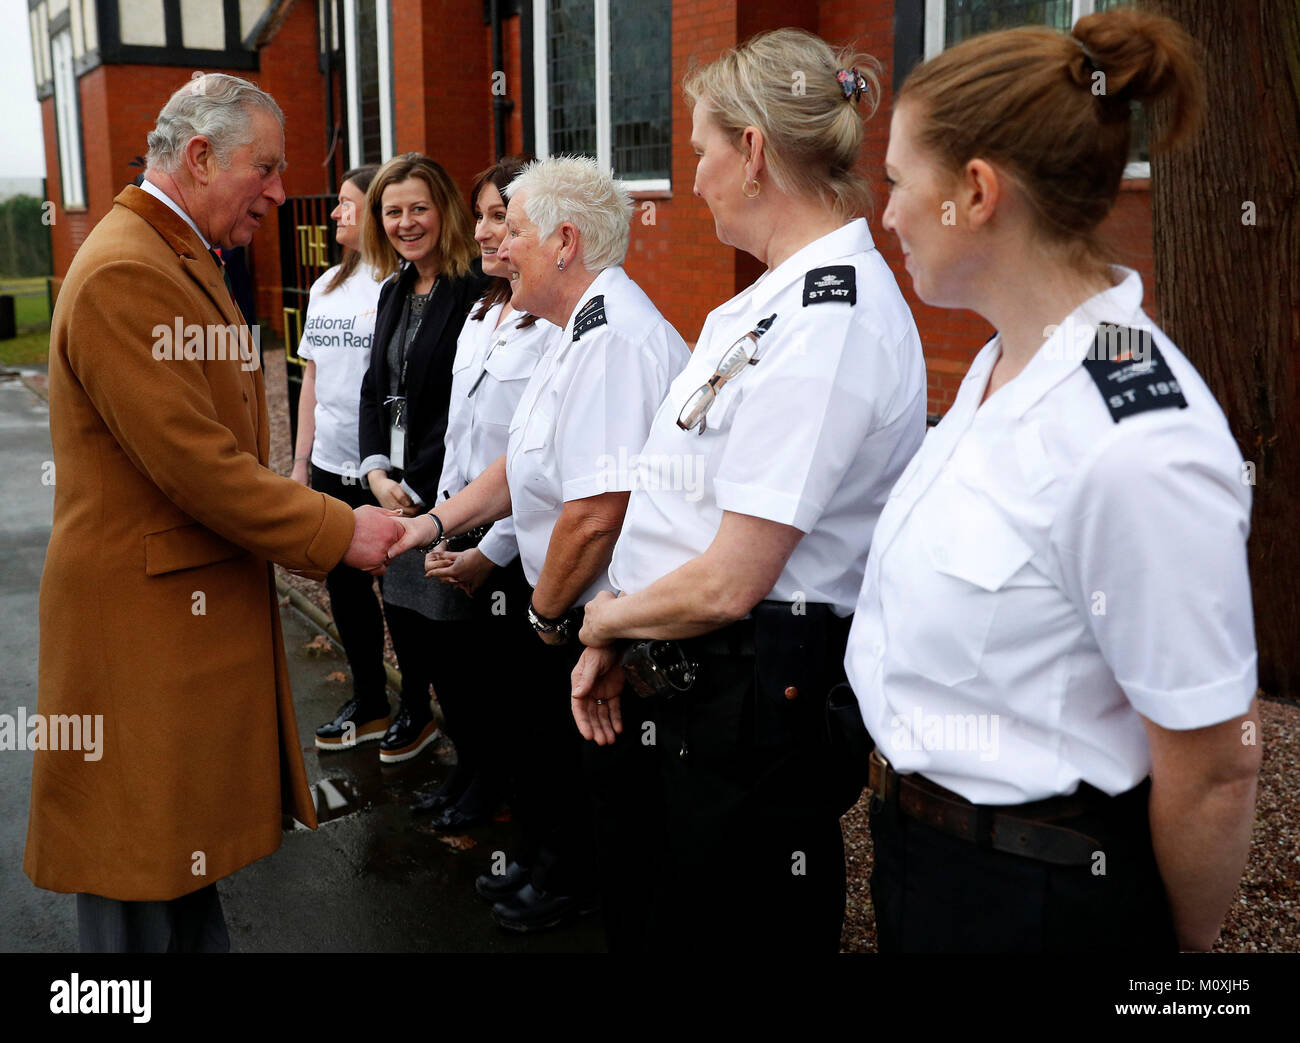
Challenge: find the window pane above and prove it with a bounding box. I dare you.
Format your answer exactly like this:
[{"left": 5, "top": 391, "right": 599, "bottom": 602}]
[
  {"left": 945, "top": 0, "right": 1072, "bottom": 44},
  {"left": 358, "top": 0, "right": 382, "bottom": 164},
  {"left": 548, "top": 0, "right": 597, "bottom": 159},
  {"left": 610, "top": 0, "right": 671, "bottom": 181}
]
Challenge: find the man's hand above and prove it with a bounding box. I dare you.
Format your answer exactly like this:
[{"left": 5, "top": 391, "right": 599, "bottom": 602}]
[
  {"left": 342, "top": 505, "right": 406, "bottom": 574},
  {"left": 578, "top": 590, "right": 618, "bottom": 648},
  {"left": 425, "top": 548, "right": 494, "bottom": 594},
  {"left": 572, "top": 644, "right": 624, "bottom": 745},
  {"left": 368, "top": 470, "right": 418, "bottom": 516}
]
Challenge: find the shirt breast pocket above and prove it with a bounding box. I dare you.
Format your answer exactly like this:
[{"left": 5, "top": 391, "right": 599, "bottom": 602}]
[
  {"left": 508, "top": 397, "right": 559, "bottom": 513},
  {"left": 884, "top": 483, "right": 1036, "bottom": 687},
  {"left": 481, "top": 348, "right": 540, "bottom": 427}
]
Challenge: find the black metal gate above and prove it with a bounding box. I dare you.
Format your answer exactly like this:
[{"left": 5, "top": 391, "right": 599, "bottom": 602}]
[{"left": 279, "top": 194, "right": 341, "bottom": 449}]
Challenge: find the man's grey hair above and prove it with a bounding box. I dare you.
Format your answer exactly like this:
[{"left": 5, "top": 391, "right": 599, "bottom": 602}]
[
  {"left": 146, "top": 73, "right": 284, "bottom": 174},
  {"left": 507, "top": 156, "right": 632, "bottom": 272}
]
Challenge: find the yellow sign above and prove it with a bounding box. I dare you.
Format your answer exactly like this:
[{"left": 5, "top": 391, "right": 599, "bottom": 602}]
[
  {"left": 297, "top": 224, "right": 329, "bottom": 268},
  {"left": 283, "top": 306, "right": 304, "bottom": 366}
]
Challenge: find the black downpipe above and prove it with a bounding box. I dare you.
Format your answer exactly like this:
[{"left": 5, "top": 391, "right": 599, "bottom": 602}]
[{"left": 490, "top": 0, "right": 514, "bottom": 159}]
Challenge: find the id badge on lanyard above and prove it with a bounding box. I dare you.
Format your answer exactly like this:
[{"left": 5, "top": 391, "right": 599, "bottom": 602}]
[{"left": 389, "top": 396, "right": 407, "bottom": 471}]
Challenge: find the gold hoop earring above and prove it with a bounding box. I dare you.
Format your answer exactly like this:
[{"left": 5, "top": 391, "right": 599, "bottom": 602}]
[{"left": 742, "top": 178, "right": 761, "bottom": 198}]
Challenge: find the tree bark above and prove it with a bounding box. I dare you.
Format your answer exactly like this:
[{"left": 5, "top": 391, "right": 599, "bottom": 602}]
[{"left": 1144, "top": 0, "right": 1300, "bottom": 700}]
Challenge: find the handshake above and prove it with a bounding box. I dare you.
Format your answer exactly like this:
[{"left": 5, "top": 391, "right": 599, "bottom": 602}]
[{"left": 340, "top": 505, "right": 439, "bottom": 574}]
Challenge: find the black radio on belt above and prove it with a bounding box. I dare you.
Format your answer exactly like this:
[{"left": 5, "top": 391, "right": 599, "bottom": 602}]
[{"left": 621, "top": 640, "right": 698, "bottom": 699}]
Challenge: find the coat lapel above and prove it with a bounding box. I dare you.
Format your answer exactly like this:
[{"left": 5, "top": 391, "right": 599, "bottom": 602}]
[{"left": 116, "top": 186, "right": 262, "bottom": 444}]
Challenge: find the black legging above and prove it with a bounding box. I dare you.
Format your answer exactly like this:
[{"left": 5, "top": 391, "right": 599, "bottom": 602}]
[{"left": 311, "top": 464, "right": 388, "bottom": 709}]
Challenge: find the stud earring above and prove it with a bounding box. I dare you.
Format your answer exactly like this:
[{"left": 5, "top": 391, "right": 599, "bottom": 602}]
[{"left": 557, "top": 257, "right": 566, "bottom": 270}]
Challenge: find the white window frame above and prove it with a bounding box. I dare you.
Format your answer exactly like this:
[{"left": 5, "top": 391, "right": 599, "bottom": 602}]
[
  {"left": 924, "top": 0, "right": 1148, "bottom": 178},
  {"left": 344, "top": 0, "right": 395, "bottom": 169},
  {"left": 532, "top": 0, "right": 670, "bottom": 192},
  {"left": 51, "top": 28, "right": 86, "bottom": 209}
]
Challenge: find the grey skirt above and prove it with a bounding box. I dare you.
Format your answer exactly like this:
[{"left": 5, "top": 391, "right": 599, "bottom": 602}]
[{"left": 381, "top": 544, "right": 474, "bottom": 622}]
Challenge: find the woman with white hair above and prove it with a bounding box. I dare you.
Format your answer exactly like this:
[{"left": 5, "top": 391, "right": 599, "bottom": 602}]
[{"left": 387, "top": 155, "right": 688, "bottom": 937}]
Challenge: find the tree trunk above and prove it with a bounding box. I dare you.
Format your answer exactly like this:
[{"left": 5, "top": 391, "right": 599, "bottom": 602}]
[{"left": 1144, "top": 0, "right": 1300, "bottom": 700}]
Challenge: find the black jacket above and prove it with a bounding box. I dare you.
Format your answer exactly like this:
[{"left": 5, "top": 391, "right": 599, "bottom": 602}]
[{"left": 359, "top": 260, "right": 490, "bottom": 504}]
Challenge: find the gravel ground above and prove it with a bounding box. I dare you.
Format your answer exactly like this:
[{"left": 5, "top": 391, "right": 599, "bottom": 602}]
[{"left": 264, "top": 347, "right": 1300, "bottom": 954}]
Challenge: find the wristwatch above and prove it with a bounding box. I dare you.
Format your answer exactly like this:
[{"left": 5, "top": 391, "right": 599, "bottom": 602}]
[{"left": 528, "top": 600, "right": 579, "bottom": 643}]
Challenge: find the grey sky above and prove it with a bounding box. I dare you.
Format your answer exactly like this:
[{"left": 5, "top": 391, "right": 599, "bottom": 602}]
[{"left": 0, "top": 2, "right": 47, "bottom": 180}]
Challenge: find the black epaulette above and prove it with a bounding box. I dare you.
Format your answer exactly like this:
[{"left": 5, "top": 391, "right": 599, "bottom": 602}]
[
  {"left": 1081, "top": 323, "right": 1188, "bottom": 422},
  {"left": 572, "top": 295, "right": 607, "bottom": 341},
  {"left": 802, "top": 265, "right": 856, "bottom": 306}
]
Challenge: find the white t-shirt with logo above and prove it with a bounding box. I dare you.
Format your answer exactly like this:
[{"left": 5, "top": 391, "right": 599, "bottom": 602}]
[{"left": 296, "top": 263, "right": 383, "bottom": 477}]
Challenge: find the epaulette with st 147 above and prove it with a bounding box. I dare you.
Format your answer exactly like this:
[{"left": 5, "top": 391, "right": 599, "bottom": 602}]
[
  {"left": 802, "top": 265, "right": 856, "bottom": 306},
  {"left": 1081, "top": 323, "right": 1188, "bottom": 422},
  {"left": 572, "top": 295, "right": 607, "bottom": 341}
]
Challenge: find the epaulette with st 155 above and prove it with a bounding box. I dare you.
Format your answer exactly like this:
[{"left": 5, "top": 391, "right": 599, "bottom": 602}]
[{"left": 1081, "top": 323, "right": 1188, "bottom": 422}]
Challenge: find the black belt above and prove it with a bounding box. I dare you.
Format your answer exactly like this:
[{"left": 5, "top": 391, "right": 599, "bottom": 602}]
[
  {"left": 868, "top": 749, "right": 1110, "bottom": 867},
  {"left": 679, "top": 616, "right": 756, "bottom": 658}
]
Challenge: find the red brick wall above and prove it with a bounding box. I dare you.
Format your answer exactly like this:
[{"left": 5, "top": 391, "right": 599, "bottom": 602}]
[
  {"left": 392, "top": 0, "right": 492, "bottom": 203},
  {"left": 43, "top": 0, "right": 1160, "bottom": 414},
  {"left": 622, "top": 0, "right": 738, "bottom": 343},
  {"left": 250, "top": 0, "right": 331, "bottom": 330}
]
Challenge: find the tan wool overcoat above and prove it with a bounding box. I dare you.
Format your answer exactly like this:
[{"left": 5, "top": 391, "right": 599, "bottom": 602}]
[{"left": 25, "top": 186, "right": 355, "bottom": 901}]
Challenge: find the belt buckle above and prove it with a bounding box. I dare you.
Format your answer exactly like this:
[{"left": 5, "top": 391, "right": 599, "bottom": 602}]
[{"left": 867, "top": 748, "right": 893, "bottom": 805}]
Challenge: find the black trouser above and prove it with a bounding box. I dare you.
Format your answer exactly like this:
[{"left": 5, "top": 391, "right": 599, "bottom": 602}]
[
  {"left": 311, "top": 464, "right": 388, "bottom": 710},
  {"left": 869, "top": 777, "right": 1178, "bottom": 952},
  {"left": 498, "top": 614, "right": 595, "bottom": 898},
  {"left": 435, "top": 555, "right": 533, "bottom": 811},
  {"left": 77, "top": 884, "right": 229, "bottom": 953},
  {"left": 636, "top": 603, "right": 852, "bottom": 952},
  {"left": 382, "top": 601, "right": 461, "bottom": 717}
]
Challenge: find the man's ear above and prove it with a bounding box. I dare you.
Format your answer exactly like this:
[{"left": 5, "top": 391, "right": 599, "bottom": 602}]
[
  {"left": 963, "top": 158, "right": 1002, "bottom": 231},
  {"left": 740, "top": 125, "right": 767, "bottom": 183},
  {"left": 182, "top": 135, "right": 216, "bottom": 186}
]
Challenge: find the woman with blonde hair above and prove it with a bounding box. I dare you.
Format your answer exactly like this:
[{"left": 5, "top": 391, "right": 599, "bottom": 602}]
[
  {"left": 343, "top": 153, "right": 488, "bottom": 764},
  {"left": 847, "top": 9, "right": 1258, "bottom": 951},
  {"left": 565, "top": 28, "right": 927, "bottom": 950}
]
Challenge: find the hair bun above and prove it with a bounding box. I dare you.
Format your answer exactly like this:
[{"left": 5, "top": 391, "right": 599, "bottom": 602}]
[{"left": 1072, "top": 8, "right": 1205, "bottom": 149}]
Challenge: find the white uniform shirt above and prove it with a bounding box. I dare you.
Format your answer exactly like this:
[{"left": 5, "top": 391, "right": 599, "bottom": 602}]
[
  {"left": 847, "top": 267, "right": 1257, "bottom": 805},
  {"left": 609, "top": 219, "right": 927, "bottom": 615},
  {"left": 505, "top": 265, "right": 689, "bottom": 604},
  {"left": 437, "top": 299, "right": 559, "bottom": 566},
  {"left": 295, "top": 264, "right": 383, "bottom": 476}
]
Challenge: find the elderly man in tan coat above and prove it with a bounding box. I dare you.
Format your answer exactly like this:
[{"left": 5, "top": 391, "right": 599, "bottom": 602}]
[{"left": 24, "top": 73, "right": 406, "bottom": 952}]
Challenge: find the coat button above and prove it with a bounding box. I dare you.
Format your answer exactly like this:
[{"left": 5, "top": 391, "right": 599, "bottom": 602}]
[{"left": 784, "top": 686, "right": 798, "bottom": 700}]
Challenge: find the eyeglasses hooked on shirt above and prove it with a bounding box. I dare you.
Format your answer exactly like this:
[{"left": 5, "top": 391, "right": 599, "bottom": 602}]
[{"left": 676, "top": 314, "right": 777, "bottom": 434}]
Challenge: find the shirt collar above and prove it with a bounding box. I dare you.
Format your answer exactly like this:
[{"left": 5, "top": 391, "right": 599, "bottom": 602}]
[
  {"left": 141, "top": 177, "right": 211, "bottom": 251},
  {"left": 718, "top": 218, "right": 877, "bottom": 317},
  {"left": 989, "top": 265, "right": 1147, "bottom": 420}
]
